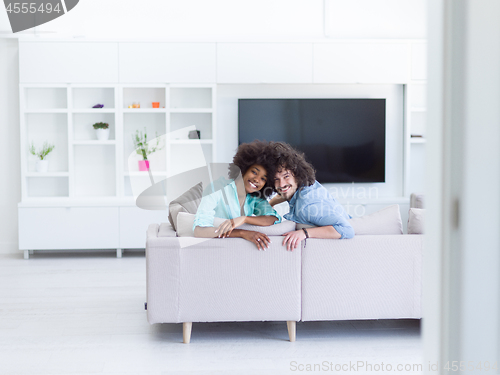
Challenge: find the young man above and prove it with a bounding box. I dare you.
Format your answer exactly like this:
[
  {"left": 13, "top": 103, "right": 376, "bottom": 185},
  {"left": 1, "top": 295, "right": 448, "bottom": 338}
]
[{"left": 269, "top": 142, "right": 355, "bottom": 250}]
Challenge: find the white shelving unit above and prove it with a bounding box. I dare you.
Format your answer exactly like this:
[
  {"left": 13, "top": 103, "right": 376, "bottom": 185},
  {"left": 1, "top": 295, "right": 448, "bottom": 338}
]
[
  {"left": 19, "top": 83, "right": 216, "bottom": 258},
  {"left": 404, "top": 83, "right": 427, "bottom": 196}
]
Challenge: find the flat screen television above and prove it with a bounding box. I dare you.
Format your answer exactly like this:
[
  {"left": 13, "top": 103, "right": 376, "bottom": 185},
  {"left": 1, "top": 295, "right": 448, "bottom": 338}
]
[{"left": 238, "top": 99, "right": 386, "bottom": 183}]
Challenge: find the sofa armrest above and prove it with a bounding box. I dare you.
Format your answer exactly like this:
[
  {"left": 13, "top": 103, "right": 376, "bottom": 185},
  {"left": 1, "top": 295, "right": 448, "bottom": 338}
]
[
  {"left": 146, "top": 234, "right": 181, "bottom": 324},
  {"left": 158, "top": 223, "right": 177, "bottom": 237}
]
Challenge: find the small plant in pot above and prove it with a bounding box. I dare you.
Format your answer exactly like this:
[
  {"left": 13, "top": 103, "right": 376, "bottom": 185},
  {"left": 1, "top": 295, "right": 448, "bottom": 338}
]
[
  {"left": 93, "top": 122, "right": 110, "bottom": 141},
  {"left": 132, "top": 128, "right": 163, "bottom": 171},
  {"left": 30, "top": 141, "right": 55, "bottom": 173}
]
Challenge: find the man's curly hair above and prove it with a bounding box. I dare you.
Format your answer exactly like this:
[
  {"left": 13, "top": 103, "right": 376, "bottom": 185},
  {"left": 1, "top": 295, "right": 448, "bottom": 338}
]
[
  {"left": 228, "top": 140, "right": 277, "bottom": 198},
  {"left": 269, "top": 141, "right": 316, "bottom": 189}
]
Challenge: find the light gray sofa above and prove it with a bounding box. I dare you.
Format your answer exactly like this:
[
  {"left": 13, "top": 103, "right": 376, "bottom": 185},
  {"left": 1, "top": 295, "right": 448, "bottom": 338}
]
[{"left": 145, "top": 205, "right": 423, "bottom": 343}]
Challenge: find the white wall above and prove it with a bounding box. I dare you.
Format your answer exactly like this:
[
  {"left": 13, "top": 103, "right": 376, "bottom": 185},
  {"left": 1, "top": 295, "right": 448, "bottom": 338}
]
[
  {"left": 0, "top": 0, "right": 426, "bottom": 39},
  {"left": 0, "top": 39, "right": 21, "bottom": 254}
]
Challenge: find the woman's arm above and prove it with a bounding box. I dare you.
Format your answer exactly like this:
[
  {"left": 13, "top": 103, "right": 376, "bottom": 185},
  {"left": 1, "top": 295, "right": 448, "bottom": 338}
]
[
  {"left": 193, "top": 226, "right": 271, "bottom": 250},
  {"left": 216, "top": 215, "right": 278, "bottom": 238}
]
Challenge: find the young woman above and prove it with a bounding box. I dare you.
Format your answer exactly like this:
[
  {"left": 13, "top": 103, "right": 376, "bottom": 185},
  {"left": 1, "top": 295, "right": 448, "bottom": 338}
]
[{"left": 193, "top": 141, "right": 281, "bottom": 250}]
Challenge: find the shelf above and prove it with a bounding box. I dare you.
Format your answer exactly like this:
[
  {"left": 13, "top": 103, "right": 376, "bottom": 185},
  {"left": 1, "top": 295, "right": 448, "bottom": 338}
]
[
  {"left": 73, "top": 112, "right": 116, "bottom": 141},
  {"left": 26, "top": 172, "right": 69, "bottom": 177},
  {"left": 123, "top": 87, "right": 166, "bottom": 109},
  {"left": 169, "top": 139, "right": 213, "bottom": 144},
  {"left": 25, "top": 109, "right": 68, "bottom": 114},
  {"left": 25, "top": 87, "right": 67, "bottom": 110},
  {"left": 26, "top": 176, "right": 69, "bottom": 198},
  {"left": 122, "top": 108, "right": 167, "bottom": 113},
  {"left": 170, "top": 87, "right": 211, "bottom": 109},
  {"left": 26, "top": 113, "right": 68, "bottom": 173},
  {"left": 72, "top": 87, "right": 115, "bottom": 109},
  {"left": 22, "top": 84, "right": 215, "bottom": 203},
  {"left": 72, "top": 109, "right": 115, "bottom": 113},
  {"left": 410, "top": 137, "right": 427, "bottom": 144},
  {"left": 169, "top": 109, "right": 213, "bottom": 113},
  {"left": 72, "top": 140, "right": 116, "bottom": 145}
]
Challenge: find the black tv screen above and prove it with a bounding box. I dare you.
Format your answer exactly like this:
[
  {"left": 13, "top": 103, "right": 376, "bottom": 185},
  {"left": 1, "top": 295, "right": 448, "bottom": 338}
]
[{"left": 238, "top": 99, "right": 386, "bottom": 183}]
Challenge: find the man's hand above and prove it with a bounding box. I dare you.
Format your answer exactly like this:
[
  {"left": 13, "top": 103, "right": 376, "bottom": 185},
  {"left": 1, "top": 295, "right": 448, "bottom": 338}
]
[
  {"left": 240, "top": 230, "right": 271, "bottom": 251},
  {"left": 216, "top": 216, "right": 246, "bottom": 238},
  {"left": 282, "top": 230, "right": 306, "bottom": 251}
]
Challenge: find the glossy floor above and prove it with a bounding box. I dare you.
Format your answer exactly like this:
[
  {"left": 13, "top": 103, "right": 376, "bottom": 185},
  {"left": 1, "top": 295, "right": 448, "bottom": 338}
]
[{"left": 0, "top": 251, "right": 422, "bottom": 375}]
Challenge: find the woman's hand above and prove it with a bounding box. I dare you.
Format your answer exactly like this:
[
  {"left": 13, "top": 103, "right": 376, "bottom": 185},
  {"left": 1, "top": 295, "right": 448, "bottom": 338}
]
[
  {"left": 216, "top": 216, "right": 246, "bottom": 238},
  {"left": 282, "top": 230, "right": 306, "bottom": 251},
  {"left": 240, "top": 230, "right": 271, "bottom": 251}
]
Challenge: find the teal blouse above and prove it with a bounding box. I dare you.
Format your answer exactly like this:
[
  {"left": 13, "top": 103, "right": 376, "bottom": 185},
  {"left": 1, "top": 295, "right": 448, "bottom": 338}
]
[{"left": 193, "top": 178, "right": 281, "bottom": 230}]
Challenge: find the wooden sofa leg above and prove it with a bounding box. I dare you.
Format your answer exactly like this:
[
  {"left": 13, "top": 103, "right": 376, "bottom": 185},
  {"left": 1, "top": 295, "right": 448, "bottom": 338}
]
[
  {"left": 287, "top": 321, "right": 296, "bottom": 342},
  {"left": 183, "top": 322, "right": 192, "bottom": 344}
]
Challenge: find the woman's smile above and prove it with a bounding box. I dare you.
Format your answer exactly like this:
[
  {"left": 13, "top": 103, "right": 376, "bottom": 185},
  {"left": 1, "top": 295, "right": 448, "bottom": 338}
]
[{"left": 242, "top": 164, "right": 268, "bottom": 194}]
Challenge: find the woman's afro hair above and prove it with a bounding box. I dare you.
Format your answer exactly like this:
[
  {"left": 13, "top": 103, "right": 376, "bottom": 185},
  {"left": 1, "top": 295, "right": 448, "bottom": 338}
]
[
  {"left": 269, "top": 141, "right": 316, "bottom": 189},
  {"left": 228, "top": 140, "right": 277, "bottom": 198}
]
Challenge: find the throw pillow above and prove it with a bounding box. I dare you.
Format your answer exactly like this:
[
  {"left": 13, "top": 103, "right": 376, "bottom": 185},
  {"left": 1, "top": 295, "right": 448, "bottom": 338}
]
[
  {"left": 348, "top": 204, "right": 403, "bottom": 235},
  {"left": 408, "top": 208, "right": 425, "bottom": 234},
  {"left": 168, "top": 182, "right": 203, "bottom": 231},
  {"left": 176, "top": 212, "right": 295, "bottom": 237}
]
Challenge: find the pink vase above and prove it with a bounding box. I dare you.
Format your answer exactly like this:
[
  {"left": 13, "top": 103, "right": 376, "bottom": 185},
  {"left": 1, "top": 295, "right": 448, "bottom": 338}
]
[{"left": 138, "top": 160, "right": 150, "bottom": 171}]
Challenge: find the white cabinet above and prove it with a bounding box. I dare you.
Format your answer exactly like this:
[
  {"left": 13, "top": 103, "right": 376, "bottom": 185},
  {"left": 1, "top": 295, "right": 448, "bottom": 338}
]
[
  {"left": 18, "top": 207, "right": 119, "bottom": 250},
  {"left": 19, "top": 42, "right": 119, "bottom": 83},
  {"left": 119, "top": 43, "right": 216, "bottom": 83},
  {"left": 313, "top": 43, "right": 410, "bottom": 83},
  {"left": 119, "top": 207, "right": 168, "bottom": 248},
  {"left": 217, "top": 43, "right": 313, "bottom": 83}
]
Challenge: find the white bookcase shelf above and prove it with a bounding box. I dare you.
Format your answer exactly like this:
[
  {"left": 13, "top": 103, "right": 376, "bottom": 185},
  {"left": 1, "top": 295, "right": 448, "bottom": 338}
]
[
  {"left": 19, "top": 83, "right": 216, "bottom": 256},
  {"left": 20, "top": 83, "right": 216, "bottom": 201}
]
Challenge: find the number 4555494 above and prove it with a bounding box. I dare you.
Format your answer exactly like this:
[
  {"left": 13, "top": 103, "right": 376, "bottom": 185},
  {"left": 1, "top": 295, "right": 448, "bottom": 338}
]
[
  {"left": 6, "top": 3, "right": 62, "bottom": 14},
  {"left": 444, "top": 361, "right": 498, "bottom": 371}
]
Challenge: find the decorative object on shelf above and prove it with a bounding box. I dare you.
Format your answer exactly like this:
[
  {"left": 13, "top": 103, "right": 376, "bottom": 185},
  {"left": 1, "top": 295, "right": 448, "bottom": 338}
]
[
  {"left": 29, "top": 141, "right": 55, "bottom": 173},
  {"left": 92, "top": 104, "right": 104, "bottom": 108},
  {"left": 188, "top": 130, "right": 201, "bottom": 139},
  {"left": 93, "top": 122, "right": 110, "bottom": 141},
  {"left": 152, "top": 102, "right": 160, "bottom": 108},
  {"left": 132, "top": 128, "right": 164, "bottom": 171},
  {"left": 138, "top": 160, "right": 150, "bottom": 171}
]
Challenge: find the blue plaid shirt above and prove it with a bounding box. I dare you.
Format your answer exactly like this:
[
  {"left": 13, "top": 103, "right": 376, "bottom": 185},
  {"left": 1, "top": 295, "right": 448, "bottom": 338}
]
[{"left": 284, "top": 181, "right": 354, "bottom": 239}]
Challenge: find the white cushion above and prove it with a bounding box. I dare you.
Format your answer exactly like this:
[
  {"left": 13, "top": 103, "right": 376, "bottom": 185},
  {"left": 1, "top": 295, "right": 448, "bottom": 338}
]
[
  {"left": 408, "top": 208, "right": 425, "bottom": 234},
  {"left": 348, "top": 204, "right": 403, "bottom": 235},
  {"left": 176, "top": 212, "right": 295, "bottom": 237}
]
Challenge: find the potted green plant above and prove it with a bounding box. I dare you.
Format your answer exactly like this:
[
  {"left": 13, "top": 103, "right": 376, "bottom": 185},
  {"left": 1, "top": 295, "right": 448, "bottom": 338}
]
[
  {"left": 29, "top": 141, "right": 55, "bottom": 173},
  {"left": 93, "top": 122, "right": 110, "bottom": 141},
  {"left": 132, "top": 128, "right": 163, "bottom": 171}
]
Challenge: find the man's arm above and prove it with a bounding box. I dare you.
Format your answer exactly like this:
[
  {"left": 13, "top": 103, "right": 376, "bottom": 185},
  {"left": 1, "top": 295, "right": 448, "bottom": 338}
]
[
  {"left": 306, "top": 225, "right": 341, "bottom": 239},
  {"left": 281, "top": 226, "right": 341, "bottom": 251},
  {"left": 269, "top": 194, "right": 286, "bottom": 207}
]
